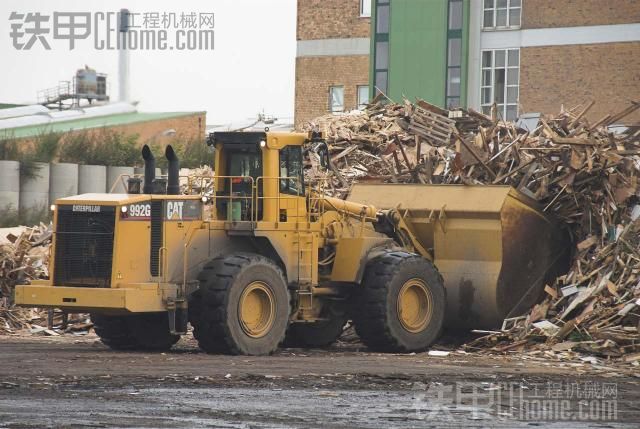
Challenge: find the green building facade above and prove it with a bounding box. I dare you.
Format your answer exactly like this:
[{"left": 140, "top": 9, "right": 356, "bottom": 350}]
[{"left": 370, "top": 0, "right": 470, "bottom": 109}]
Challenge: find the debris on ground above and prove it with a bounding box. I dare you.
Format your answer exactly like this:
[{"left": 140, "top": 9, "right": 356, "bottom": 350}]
[
  {"left": 0, "top": 224, "right": 51, "bottom": 298},
  {"left": 302, "top": 98, "right": 640, "bottom": 359},
  {"left": 0, "top": 224, "right": 90, "bottom": 335},
  {"left": 1, "top": 224, "right": 50, "bottom": 334}
]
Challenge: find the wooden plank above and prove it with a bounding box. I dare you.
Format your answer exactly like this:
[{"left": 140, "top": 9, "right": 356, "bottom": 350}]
[
  {"left": 408, "top": 121, "right": 452, "bottom": 139},
  {"left": 395, "top": 137, "right": 413, "bottom": 170},
  {"left": 408, "top": 122, "right": 451, "bottom": 140},
  {"left": 457, "top": 136, "right": 496, "bottom": 179},
  {"left": 415, "top": 99, "right": 449, "bottom": 117},
  {"left": 552, "top": 136, "right": 599, "bottom": 146},
  {"left": 569, "top": 100, "right": 595, "bottom": 128}
]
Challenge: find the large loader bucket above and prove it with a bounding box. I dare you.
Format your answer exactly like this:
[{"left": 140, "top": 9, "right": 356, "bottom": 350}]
[{"left": 348, "top": 184, "right": 569, "bottom": 330}]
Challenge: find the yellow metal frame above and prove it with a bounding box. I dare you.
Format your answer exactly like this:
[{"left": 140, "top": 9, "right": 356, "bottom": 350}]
[{"left": 15, "top": 283, "right": 177, "bottom": 313}]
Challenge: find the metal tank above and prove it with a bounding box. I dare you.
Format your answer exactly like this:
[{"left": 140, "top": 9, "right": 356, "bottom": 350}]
[
  {"left": 0, "top": 160, "right": 20, "bottom": 212},
  {"left": 78, "top": 165, "right": 107, "bottom": 194},
  {"left": 49, "top": 163, "right": 78, "bottom": 202},
  {"left": 107, "top": 166, "right": 135, "bottom": 193},
  {"left": 19, "top": 162, "right": 50, "bottom": 214},
  {"left": 347, "top": 184, "right": 569, "bottom": 330}
]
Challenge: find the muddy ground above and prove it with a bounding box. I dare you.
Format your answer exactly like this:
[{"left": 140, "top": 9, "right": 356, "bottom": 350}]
[{"left": 0, "top": 333, "right": 639, "bottom": 428}]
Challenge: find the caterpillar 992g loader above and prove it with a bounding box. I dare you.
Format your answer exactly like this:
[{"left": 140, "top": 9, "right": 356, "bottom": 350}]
[{"left": 15, "top": 131, "right": 567, "bottom": 355}]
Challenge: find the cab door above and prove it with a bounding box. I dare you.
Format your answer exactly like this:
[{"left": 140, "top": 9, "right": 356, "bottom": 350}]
[{"left": 277, "top": 145, "right": 306, "bottom": 222}]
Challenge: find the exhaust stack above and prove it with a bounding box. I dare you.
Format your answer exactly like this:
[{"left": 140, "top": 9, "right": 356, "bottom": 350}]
[
  {"left": 141, "top": 144, "right": 155, "bottom": 194},
  {"left": 165, "top": 145, "right": 180, "bottom": 195}
]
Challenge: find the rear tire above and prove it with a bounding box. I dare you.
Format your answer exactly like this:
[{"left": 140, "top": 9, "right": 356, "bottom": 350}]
[
  {"left": 91, "top": 313, "right": 180, "bottom": 351},
  {"left": 189, "top": 253, "right": 290, "bottom": 355},
  {"left": 284, "top": 300, "right": 347, "bottom": 348},
  {"left": 128, "top": 313, "right": 181, "bottom": 351},
  {"left": 91, "top": 314, "right": 136, "bottom": 350},
  {"left": 351, "top": 251, "right": 445, "bottom": 352}
]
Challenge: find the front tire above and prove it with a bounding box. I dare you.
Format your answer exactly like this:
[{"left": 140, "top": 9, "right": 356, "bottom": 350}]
[
  {"left": 189, "top": 253, "right": 290, "bottom": 355},
  {"left": 351, "top": 251, "right": 445, "bottom": 352},
  {"left": 91, "top": 313, "right": 179, "bottom": 351}
]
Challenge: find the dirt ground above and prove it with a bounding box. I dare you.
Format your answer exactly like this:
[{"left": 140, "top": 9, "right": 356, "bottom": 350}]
[{"left": 0, "top": 333, "right": 639, "bottom": 428}]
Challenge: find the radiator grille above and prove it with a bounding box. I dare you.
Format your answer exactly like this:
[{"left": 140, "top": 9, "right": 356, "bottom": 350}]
[
  {"left": 150, "top": 200, "right": 163, "bottom": 276},
  {"left": 53, "top": 205, "right": 115, "bottom": 287}
]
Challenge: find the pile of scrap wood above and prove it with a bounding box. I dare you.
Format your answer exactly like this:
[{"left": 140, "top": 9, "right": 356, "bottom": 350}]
[
  {"left": 1, "top": 225, "right": 93, "bottom": 335},
  {"left": 0, "top": 224, "right": 51, "bottom": 333},
  {"left": 465, "top": 206, "right": 640, "bottom": 360},
  {"left": 303, "top": 98, "right": 640, "bottom": 358},
  {"left": 0, "top": 224, "right": 51, "bottom": 299},
  {"left": 182, "top": 165, "right": 214, "bottom": 196},
  {"left": 0, "top": 302, "right": 92, "bottom": 336},
  {"left": 0, "top": 300, "right": 33, "bottom": 333},
  {"left": 301, "top": 98, "right": 495, "bottom": 197}
]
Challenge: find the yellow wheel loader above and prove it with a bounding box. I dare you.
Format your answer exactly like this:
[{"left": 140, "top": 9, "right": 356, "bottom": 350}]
[{"left": 15, "top": 131, "right": 567, "bottom": 355}]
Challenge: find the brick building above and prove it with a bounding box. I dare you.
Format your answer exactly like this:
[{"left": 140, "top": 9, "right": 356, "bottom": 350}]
[
  {"left": 0, "top": 103, "right": 205, "bottom": 146},
  {"left": 294, "top": 0, "right": 372, "bottom": 127},
  {"left": 367, "top": 0, "right": 640, "bottom": 123}
]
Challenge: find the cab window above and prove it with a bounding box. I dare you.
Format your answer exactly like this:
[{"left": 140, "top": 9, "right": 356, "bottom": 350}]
[
  {"left": 228, "top": 150, "right": 261, "bottom": 178},
  {"left": 279, "top": 146, "right": 304, "bottom": 195},
  {"left": 225, "top": 149, "right": 261, "bottom": 194}
]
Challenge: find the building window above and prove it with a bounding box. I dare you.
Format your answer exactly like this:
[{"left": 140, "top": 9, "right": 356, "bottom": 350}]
[
  {"left": 483, "top": 0, "right": 521, "bottom": 29},
  {"left": 448, "top": 0, "right": 463, "bottom": 30},
  {"left": 329, "top": 86, "right": 344, "bottom": 113},
  {"left": 375, "top": 40, "right": 389, "bottom": 70},
  {"left": 376, "top": 1, "right": 389, "bottom": 33},
  {"left": 446, "top": 0, "right": 463, "bottom": 109},
  {"left": 480, "top": 48, "right": 519, "bottom": 121},
  {"left": 360, "top": 0, "right": 372, "bottom": 17},
  {"left": 357, "top": 85, "right": 369, "bottom": 110},
  {"left": 373, "top": 0, "right": 390, "bottom": 95}
]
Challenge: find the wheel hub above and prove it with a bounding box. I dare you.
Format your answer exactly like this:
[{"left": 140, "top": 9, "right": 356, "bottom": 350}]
[
  {"left": 239, "top": 281, "right": 275, "bottom": 338},
  {"left": 397, "top": 278, "right": 433, "bottom": 333}
]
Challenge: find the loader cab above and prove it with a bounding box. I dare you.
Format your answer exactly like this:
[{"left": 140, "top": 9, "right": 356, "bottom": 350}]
[{"left": 208, "top": 131, "right": 308, "bottom": 223}]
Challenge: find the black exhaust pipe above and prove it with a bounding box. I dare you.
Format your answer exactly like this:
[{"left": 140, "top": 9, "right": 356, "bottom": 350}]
[
  {"left": 165, "top": 145, "right": 180, "bottom": 195},
  {"left": 141, "top": 144, "right": 155, "bottom": 194}
]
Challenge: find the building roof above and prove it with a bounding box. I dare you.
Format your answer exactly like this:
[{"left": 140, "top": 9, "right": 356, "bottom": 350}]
[
  {"left": 0, "top": 103, "right": 26, "bottom": 110},
  {"left": 0, "top": 102, "right": 205, "bottom": 139},
  {"left": 207, "top": 117, "right": 294, "bottom": 133}
]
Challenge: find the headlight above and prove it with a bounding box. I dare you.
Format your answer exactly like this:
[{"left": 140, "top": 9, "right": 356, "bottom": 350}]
[
  {"left": 50, "top": 204, "right": 56, "bottom": 211},
  {"left": 121, "top": 206, "right": 128, "bottom": 213}
]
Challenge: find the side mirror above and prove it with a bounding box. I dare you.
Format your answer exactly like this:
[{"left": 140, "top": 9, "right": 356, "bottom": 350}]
[
  {"left": 206, "top": 133, "right": 215, "bottom": 147},
  {"left": 315, "top": 142, "right": 330, "bottom": 170},
  {"left": 305, "top": 133, "right": 331, "bottom": 173}
]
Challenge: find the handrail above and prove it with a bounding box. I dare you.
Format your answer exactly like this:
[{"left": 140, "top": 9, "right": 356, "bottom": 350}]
[
  {"left": 108, "top": 173, "right": 133, "bottom": 193},
  {"left": 208, "top": 175, "right": 255, "bottom": 222},
  {"left": 255, "top": 176, "right": 304, "bottom": 223},
  {"left": 107, "top": 173, "right": 336, "bottom": 225}
]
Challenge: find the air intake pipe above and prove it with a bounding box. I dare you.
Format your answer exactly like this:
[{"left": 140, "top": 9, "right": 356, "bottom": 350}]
[
  {"left": 166, "top": 145, "right": 180, "bottom": 195},
  {"left": 141, "top": 144, "right": 155, "bottom": 194}
]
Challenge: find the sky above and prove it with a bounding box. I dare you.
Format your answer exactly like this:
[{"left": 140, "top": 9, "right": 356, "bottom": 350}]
[{"left": 0, "top": 0, "right": 297, "bottom": 124}]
